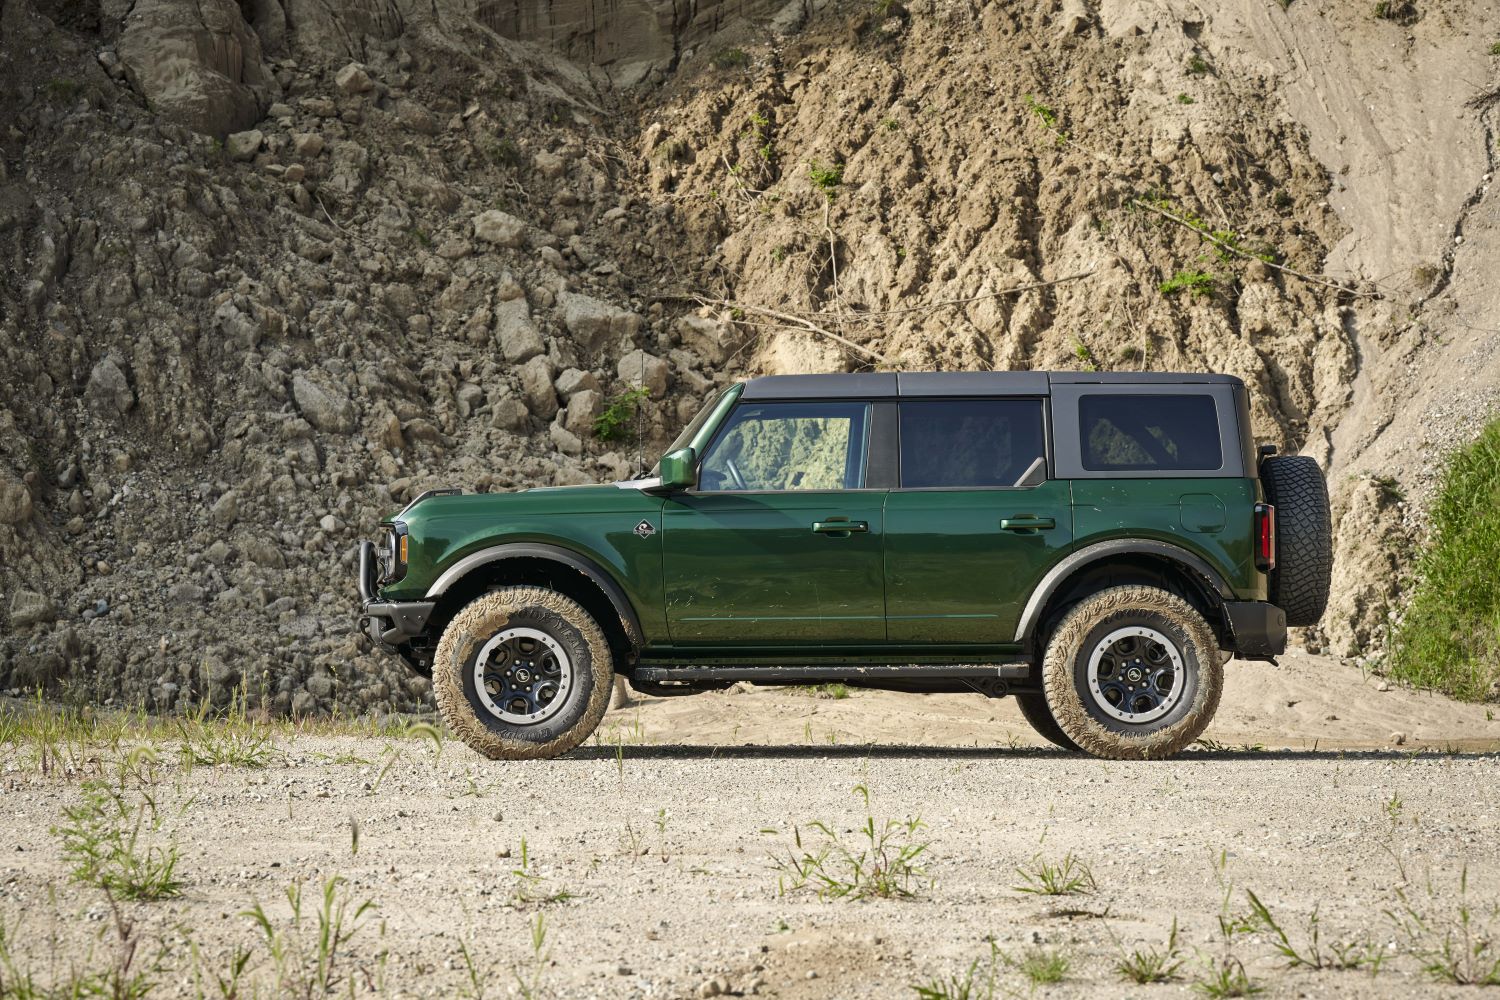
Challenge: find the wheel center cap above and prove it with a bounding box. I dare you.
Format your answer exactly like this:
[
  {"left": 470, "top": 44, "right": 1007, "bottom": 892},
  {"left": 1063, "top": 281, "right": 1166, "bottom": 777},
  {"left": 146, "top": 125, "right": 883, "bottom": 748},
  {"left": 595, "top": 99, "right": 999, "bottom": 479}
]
[
  {"left": 514, "top": 667, "right": 532, "bottom": 684},
  {"left": 1127, "top": 667, "right": 1144, "bottom": 683}
]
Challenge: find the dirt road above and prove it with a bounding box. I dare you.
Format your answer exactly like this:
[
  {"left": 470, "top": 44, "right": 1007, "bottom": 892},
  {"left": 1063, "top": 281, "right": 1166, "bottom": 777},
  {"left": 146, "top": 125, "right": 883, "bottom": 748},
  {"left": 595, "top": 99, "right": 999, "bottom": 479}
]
[{"left": 2, "top": 653, "right": 1498, "bottom": 998}]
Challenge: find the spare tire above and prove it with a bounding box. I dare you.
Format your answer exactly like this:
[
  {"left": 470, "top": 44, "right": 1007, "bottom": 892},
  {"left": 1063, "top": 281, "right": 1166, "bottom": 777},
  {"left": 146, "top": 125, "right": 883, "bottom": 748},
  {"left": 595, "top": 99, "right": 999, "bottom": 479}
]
[{"left": 1261, "top": 455, "right": 1332, "bottom": 627}]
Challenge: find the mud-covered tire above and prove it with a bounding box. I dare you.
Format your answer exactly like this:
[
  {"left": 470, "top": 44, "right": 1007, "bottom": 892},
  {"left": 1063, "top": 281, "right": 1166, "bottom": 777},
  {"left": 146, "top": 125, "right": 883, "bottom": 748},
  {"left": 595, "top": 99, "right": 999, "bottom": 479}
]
[
  {"left": 1260, "top": 455, "right": 1332, "bottom": 627},
  {"left": 433, "top": 587, "right": 613, "bottom": 760},
  {"left": 1042, "top": 586, "right": 1222, "bottom": 760},
  {"left": 1014, "top": 693, "right": 1082, "bottom": 752}
]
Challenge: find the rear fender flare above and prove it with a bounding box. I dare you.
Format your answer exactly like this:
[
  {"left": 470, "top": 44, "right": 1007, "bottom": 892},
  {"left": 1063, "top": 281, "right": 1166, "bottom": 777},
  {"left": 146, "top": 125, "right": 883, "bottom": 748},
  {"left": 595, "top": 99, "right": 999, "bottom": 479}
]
[{"left": 1014, "top": 539, "right": 1233, "bottom": 643}]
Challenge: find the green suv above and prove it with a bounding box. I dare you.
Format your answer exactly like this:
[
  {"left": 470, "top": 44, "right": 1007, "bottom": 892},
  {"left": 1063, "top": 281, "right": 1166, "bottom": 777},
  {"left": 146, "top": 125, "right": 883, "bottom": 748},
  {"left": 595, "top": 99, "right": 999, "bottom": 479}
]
[{"left": 357, "top": 372, "right": 1331, "bottom": 760}]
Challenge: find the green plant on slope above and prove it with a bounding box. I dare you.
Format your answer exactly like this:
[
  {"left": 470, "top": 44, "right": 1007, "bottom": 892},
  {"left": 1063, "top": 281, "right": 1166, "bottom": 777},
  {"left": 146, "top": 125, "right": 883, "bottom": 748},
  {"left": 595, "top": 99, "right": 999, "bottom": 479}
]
[
  {"left": 1160, "top": 269, "right": 1218, "bottom": 298},
  {"left": 808, "top": 160, "right": 843, "bottom": 195},
  {"left": 594, "top": 387, "right": 649, "bottom": 442},
  {"left": 1388, "top": 418, "right": 1500, "bottom": 699}
]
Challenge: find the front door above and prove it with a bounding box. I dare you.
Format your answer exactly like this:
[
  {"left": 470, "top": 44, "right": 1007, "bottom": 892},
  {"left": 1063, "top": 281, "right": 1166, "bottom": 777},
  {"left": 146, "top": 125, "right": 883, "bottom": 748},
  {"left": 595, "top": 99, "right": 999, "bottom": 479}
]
[
  {"left": 884, "top": 397, "right": 1073, "bottom": 643},
  {"left": 662, "top": 399, "right": 886, "bottom": 645}
]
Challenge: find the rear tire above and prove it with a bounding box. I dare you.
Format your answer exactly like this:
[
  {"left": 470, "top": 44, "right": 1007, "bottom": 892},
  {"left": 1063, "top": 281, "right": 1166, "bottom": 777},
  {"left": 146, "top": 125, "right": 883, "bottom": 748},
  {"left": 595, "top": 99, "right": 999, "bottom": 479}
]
[
  {"left": 433, "top": 587, "right": 613, "bottom": 760},
  {"left": 1042, "top": 585, "right": 1222, "bottom": 760},
  {"left": 1261, "top": 455, "right": 1332, "bottom": 627},
  {"left": 1014, "top": 693, "right": 1082, "bottom": 752}
]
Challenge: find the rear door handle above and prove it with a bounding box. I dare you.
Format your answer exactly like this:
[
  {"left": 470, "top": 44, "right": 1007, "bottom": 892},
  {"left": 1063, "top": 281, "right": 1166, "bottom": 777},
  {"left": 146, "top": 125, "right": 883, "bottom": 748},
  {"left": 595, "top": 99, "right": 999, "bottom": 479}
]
[
  {"left": 812, "top": 520, "right": 869, "bottom": 535},
  {"left": 1000, "top": 516, "right": 1056, "bottom": 532}
]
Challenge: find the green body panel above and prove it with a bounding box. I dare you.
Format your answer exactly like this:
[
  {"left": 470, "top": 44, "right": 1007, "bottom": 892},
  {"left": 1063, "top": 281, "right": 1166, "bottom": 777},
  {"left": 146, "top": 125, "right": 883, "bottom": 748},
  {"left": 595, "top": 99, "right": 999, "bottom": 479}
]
[
  {"left": 660, "top": 491, "right": 887, "bottom": 644},
  {"left": 372, "top": 381, "right": 1273, "bottom": 660},
  {"left": 380, "top": 486, "right": 670, "bottom": 636},
  {"left": 883, "top": 481, "right": 1075, "bottom": 642},
  {"left": 1069, "top": 478, "right": 1265, "bottom": 600}
]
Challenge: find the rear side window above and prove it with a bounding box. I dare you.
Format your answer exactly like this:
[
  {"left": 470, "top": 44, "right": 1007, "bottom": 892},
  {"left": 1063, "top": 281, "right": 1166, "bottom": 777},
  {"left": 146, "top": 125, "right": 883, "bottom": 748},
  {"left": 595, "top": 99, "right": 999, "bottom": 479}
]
[
  {"left": 900, "top": 399, "right": 1046, "bottom": 488},
  {"left": 1079, "top": 394, "right": 1222, "bottom": 472}
]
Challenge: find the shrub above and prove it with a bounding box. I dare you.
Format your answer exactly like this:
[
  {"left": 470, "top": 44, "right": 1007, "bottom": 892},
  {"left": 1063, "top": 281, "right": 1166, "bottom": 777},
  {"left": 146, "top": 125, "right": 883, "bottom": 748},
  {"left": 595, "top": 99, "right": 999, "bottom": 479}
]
[
  {"left": 808, "top": 160, "right": 843, "bottom": 195},
  {"left": 712, "top": 47, "right": 750, "bottom": 70},
  {"left": 1388, "top": 418, "right": 1500, "bottom": 700},
  {"left": 594, "top": 387, "right": 649, "bottom": 442},
  {"left": 1159, "top": 270, "right": 1217, "bottom": 298}
]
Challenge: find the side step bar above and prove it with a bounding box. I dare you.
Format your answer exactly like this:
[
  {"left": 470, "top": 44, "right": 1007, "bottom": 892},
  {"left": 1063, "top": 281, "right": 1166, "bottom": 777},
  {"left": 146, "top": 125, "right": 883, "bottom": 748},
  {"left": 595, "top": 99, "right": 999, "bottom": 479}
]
[{"left": 634, "top": 663, "right": 1033, "bottom": 683}]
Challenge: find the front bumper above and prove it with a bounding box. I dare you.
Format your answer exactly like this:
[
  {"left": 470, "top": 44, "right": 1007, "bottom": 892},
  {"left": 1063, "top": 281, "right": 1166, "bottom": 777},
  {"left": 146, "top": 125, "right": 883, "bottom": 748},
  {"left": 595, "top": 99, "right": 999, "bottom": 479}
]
[
  {"left": 1223, "top": 601, "right": 1287, "bottom": 659},
  {"left": 357, "top": 540, "right": 434, "bottom": 647}
]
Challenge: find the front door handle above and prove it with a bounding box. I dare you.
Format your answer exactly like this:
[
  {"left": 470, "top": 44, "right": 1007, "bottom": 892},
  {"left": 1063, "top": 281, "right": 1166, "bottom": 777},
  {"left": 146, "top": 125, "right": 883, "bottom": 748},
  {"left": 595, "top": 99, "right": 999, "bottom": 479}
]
[
  {"left": 1000, "top": 516, "right": 1056, "bottom": 532},
  {"left": 812, "top": 520, "right": 869, "bottom": 535}
]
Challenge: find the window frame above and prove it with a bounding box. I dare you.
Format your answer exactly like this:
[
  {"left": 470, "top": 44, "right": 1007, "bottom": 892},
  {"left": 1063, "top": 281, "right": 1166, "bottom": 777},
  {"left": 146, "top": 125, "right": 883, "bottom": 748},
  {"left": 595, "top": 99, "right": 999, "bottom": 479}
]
[
  {"left": 1050, "top": 383, "right": 1245, "bottom": 479},
  {"left": 690, "top": 399, "right": 879, "bottom": 494},
  {"left": 892, "top": 396, "right": 1053, "bottom": 492}
]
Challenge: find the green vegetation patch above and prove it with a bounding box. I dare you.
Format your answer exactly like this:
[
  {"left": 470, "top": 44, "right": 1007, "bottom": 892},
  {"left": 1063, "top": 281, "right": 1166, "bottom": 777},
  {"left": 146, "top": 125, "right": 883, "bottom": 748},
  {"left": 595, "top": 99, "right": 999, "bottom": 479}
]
[{"left": 1389, "top": 418, "right": 1500, "bottom": 701}]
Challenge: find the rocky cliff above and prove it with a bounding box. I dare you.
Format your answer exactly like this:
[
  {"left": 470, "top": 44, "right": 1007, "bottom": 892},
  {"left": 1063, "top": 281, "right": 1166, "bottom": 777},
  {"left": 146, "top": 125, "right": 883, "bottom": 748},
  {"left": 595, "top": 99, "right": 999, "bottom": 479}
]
[{"left": 1, "top": 0, "right": 1495, "bottom": 713}]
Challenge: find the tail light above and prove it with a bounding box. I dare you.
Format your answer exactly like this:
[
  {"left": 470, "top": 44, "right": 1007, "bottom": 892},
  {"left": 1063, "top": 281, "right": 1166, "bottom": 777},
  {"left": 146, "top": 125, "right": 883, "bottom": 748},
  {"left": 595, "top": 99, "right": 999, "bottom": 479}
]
[{"left": 1254, "top": 503, "right": 1276, "bottom": 572}]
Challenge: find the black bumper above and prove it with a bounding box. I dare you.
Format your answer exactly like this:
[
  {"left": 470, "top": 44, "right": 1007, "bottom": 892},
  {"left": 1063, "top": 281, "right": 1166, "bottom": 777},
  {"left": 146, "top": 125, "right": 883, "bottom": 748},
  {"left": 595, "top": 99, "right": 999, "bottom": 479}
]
[
  {"left": 357, "top": 541, "right": 434, "bottom": 648},
  {"left": 1223, "top": 601, "right": 1287, "bottom": 658}
]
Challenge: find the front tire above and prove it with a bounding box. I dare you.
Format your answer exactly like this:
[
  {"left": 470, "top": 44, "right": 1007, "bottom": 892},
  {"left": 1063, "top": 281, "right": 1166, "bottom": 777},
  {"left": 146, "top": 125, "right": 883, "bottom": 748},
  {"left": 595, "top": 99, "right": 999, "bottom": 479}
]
[
  {"left": 1014, "top": 693, "right": 1082, "bottom": 752},
  {"left": 433, "top": 587, "right": 613, "bottom": 760},
  {"left": 1042, "top": 586, "right": 1222, "bottom": 760}
]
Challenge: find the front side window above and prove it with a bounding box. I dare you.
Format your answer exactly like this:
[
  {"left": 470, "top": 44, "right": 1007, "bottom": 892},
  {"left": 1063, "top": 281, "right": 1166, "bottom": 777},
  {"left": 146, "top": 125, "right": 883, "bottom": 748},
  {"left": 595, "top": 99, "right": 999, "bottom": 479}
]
[
  {"left": 899, "top": 399, "right": 1046, "bottom": 488},
  {"left": 698, "top": 402, "right": 869, "bottom": 491},
  {"left": 1079, "top": 394, "right": 1223, "bottom": 471}
]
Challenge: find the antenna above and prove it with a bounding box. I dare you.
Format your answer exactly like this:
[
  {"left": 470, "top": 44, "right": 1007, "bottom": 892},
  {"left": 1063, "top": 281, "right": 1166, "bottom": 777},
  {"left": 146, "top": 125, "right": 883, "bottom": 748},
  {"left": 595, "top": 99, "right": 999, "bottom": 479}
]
[{"left": 636, "top": 346, "right": 645, "bottom": 478}]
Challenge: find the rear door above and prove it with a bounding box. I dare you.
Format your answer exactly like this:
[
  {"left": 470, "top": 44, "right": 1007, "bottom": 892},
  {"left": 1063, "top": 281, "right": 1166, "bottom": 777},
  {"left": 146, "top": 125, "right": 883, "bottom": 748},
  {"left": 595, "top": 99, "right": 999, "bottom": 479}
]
[
  {"left": 661, "top": 399, "right": 888, "bottom": 645},
  {"left": 883, "top": 398, "right": 1073, "bottom": 643}
]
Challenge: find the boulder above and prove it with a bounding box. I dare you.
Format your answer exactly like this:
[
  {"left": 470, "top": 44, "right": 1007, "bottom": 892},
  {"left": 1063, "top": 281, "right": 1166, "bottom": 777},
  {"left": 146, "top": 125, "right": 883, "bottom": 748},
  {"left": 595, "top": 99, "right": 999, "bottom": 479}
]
[
  {"left": 225, "top": 129, "right": 263, "bottom": 161},
  {"left": 115, "top": 0, "right": 275, "bottom": 137},
  {"left": 617, "top": 349, "right": 671, "bottom": 397},
  {"left": 675, "top": 314, "right": 743, "bottom": 365},
  {"left": 10, "top": 589, "right": 55, "bottom": 628},
  {"left": 292, "top": 132, "right": 325, "bottom": 157},
  {"left": 559, "top": 292, "right": 642, "bottom": 352},
  {"left": 518, "top": 356, "right": 558, "bottom": 420},
  {"left": 86, "top": 357, "right": 135, "bottom": 414},
  {"left": 562, "top": 388, "right": 603, "bottom": 438},
  {"left": 495, "top": 299, "right": 544, "bottom": 363},
  {"left": 335, "top": 62, "right": 374, "bottom": 94},
  {"left": 0, "top": 473, "right": 32, "bottom": 525},
  {"left": 291, "top": 374, "right": 355, "bottom": 433},
  {"left": 473, "top": 210, "right": 527, "bottom": 248},
  {"left": 555, "top": 368, "right": 602, "bottom": 400}
]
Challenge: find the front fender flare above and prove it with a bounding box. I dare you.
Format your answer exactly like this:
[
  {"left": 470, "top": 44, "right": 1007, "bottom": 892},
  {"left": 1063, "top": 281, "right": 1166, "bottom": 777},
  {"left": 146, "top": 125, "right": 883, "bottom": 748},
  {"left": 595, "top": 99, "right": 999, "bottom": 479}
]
[
  {"left": 1013, "top": 539, "right": 1234, "bottom": 643},
  {"left": 425, "top": 542, "right": 644, "bottom": 648}
]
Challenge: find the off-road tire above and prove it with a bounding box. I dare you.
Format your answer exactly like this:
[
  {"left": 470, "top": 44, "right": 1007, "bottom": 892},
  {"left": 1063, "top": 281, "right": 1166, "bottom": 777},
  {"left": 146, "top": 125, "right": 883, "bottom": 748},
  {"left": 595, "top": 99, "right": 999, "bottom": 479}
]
[
  {"left": 1042, "top": 586, "right": 1222, "bottom": 760},
  {"left": 1260, "top": 455, "right": 1332, "bottom": 627},
  {"left": 433, "top": 587, "right": 613, "bottom": 760},
  {"left": 1014, "top": 693, "right": 1082, "bottom": 752}
]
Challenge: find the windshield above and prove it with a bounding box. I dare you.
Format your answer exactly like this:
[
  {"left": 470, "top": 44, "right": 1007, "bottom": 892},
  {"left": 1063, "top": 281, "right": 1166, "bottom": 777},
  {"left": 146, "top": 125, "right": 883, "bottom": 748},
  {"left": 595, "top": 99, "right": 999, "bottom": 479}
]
[{"left": 650, "top": 386, "right": 732, "bottom": 475}]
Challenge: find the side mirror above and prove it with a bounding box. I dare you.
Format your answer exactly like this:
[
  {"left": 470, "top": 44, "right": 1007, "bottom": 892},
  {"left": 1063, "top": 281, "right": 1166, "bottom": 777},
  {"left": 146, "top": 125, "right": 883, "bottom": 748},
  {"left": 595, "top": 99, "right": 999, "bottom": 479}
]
[{"left": 657, "top": 447, "right": 697, "bottom": 490}]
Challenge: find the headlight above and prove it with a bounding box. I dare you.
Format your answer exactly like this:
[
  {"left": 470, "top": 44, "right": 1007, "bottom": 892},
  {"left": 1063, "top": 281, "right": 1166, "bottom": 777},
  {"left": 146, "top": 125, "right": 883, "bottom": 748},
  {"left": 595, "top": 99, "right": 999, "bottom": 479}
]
[{"left": 377, "top": 524, "right": 408, "bottom": 583}]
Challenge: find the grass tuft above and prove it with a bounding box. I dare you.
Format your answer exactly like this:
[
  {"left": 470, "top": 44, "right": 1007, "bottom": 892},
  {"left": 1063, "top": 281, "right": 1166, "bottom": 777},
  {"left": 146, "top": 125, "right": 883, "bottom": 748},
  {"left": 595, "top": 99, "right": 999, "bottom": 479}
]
[
  {"left": 1388, "top": 417, "right": 1500, "bottom": 700},
  {"left": 53, "top": 782, "right": 184, "bottom": 901},
  {"left": 1013, "top": 852, "right": 1096, "bottom": 896},
  {"left": 1160, "top": 269, "right": 1218, "bottom": 298},
  {"left": 773, "top": 784, "right": 930, "bottom": 900},
  {"left": 1115, "top": 918, "right": 1186, "bottom": 983}
]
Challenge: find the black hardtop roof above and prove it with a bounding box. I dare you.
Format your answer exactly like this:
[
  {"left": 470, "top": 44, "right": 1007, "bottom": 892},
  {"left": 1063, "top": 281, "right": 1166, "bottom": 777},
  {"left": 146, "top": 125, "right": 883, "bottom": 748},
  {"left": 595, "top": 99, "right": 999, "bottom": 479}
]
[{"left": 738, "top": 371, "right": 1243, "bottom": 400}]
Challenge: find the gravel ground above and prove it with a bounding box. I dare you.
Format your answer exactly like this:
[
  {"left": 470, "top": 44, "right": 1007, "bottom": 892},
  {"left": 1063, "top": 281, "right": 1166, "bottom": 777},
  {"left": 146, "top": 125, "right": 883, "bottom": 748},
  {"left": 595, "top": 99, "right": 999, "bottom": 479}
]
[{"left": 3, "top": 658, "right": 1499, "bottom": 998}]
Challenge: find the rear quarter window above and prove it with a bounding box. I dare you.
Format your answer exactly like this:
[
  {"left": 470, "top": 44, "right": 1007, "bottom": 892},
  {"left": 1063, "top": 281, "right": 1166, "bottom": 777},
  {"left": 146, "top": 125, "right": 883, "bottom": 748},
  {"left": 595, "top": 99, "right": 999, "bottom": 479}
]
[{"left": 1079, "top": 394, "right": 1223, "bottom": 472}]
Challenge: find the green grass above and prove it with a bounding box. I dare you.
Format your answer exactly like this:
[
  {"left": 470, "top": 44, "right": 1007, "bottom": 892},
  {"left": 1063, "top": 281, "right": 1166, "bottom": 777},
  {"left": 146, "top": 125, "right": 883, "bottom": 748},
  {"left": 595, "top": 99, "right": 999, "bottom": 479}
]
[
  {"left": 1116, "top": 919, "right": 1186, "bottom": 983},
  {"left": 773, "top": 784, "right": 931, "bottom": 900},
  {"left": 712, "top": 47, "right": 750, "bottom": 70},
  {"left": 792, "top": 683, "right": 850, "bottom": 699},
  {"left": 594, "top": 387, "right": 649, "bottom": 442},
  {"left": 1013, "top": 852, "right": 1096, "bottom": 896},
  {"left": 808, "top": 160, "right": 844, "bottom": 195},
  {"left": 53, "top": 782, "right": 184, "bottom": 901},
  {"left": 1193, "top": 957, "right": 1262, "bottom": 997},
  {"left": 1388, "top": 418, "right": 1500, "bottom": 700},
  {"left": 1008, "top": 947, "right": 1069, "bottom": 985},
  {"left": 243, "top": 876, "right": 378, "bottom": 999},
  {"left": 1177, "top": 92, "right": 1196, "bottom": 105},
  {"left": 1159, "top": 269, "right": 1218, "bottom": 298}
]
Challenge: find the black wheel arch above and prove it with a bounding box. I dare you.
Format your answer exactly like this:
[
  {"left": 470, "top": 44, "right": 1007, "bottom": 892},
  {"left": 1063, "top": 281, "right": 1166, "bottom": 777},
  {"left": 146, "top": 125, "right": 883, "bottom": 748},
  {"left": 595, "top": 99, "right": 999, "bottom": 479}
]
[
  {"left": 1018, "top": 540, "right": 1232, "bottom": 656},
  {"left": 425, "top": 544, "right": 644, "bottom": 662}
]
